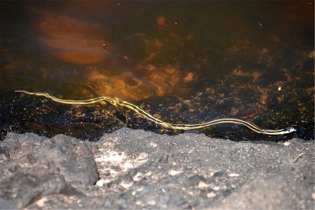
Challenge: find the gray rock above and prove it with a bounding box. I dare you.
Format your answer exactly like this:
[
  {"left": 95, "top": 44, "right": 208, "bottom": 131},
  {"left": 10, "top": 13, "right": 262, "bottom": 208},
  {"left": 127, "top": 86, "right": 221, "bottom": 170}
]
[
  {"left": 0, "top": 133, "right": 98, "bottom": 208},
  {"left": 0, "top": 128, "right": 314, "bottom": 209}
]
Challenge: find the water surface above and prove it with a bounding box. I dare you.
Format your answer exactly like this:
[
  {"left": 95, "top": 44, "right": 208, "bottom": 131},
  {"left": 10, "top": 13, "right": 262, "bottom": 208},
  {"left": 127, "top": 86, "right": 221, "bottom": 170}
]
[{"left": 1, "top": 1, "right": 314, "bottom": 140}]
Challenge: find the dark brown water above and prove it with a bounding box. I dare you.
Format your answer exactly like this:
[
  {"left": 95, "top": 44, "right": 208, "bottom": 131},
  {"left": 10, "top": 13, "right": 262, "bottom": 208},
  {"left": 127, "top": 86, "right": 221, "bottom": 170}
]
[{"left": 1, "top": 1, "right": 314, "bottom": 140}]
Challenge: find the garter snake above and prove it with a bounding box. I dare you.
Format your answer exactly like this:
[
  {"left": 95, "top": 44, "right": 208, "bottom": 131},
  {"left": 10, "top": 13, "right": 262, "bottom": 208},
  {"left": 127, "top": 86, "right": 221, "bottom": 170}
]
[{"left": 15, "top": 90, "right": 296, "bottom": 135}]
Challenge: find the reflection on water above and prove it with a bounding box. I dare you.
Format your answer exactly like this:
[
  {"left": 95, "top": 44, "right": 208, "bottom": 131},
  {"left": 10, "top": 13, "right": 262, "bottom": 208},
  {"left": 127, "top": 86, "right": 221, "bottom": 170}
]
[
  {"left": 34, "top": 8, "right": 194, "bottom": 100},
  {"left": 35, "top": 9, "right": 110, "bottom": 65},
  {"left": 1, "top": 1, "right": 197, "bottom": 100},
  {"left": 0, "top": 1, "right": 314, "bottom": 140}
]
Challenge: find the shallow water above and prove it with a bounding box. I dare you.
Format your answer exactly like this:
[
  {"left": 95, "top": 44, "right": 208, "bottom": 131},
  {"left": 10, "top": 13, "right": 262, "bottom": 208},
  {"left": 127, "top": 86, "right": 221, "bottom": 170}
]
[{"left": 0, "top": 1, "right": 314, "bottom": 140}]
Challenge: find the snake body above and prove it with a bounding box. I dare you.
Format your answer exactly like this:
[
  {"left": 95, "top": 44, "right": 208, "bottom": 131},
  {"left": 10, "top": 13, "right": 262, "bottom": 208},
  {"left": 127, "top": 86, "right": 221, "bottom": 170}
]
[{"left": 15, "top": 90, "right": 296, "bottom": 135}]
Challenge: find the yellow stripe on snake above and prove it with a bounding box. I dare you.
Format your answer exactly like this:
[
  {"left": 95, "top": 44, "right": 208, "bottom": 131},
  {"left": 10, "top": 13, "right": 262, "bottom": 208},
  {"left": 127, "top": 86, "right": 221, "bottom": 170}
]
[{"left": 15, "top": 90, "right": 296, "bottom": 135}]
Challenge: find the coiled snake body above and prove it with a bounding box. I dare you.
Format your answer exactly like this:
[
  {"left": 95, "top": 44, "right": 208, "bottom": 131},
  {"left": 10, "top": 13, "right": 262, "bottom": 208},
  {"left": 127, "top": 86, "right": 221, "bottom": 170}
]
[{"left": 15, "top": 90, "right": 296, "bottom": 135}]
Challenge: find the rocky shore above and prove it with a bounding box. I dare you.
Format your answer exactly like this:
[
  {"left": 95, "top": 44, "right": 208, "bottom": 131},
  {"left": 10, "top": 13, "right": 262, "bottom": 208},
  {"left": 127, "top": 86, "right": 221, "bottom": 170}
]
[{"left": 0, "top": 127, "right": 314, "bottom": 209}]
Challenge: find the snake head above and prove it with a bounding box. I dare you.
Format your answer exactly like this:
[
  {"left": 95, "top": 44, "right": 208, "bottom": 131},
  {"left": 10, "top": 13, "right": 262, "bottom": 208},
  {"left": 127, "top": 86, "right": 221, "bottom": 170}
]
[{"left": 285, "top": 127, "right": 296, "bottom": 134}]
